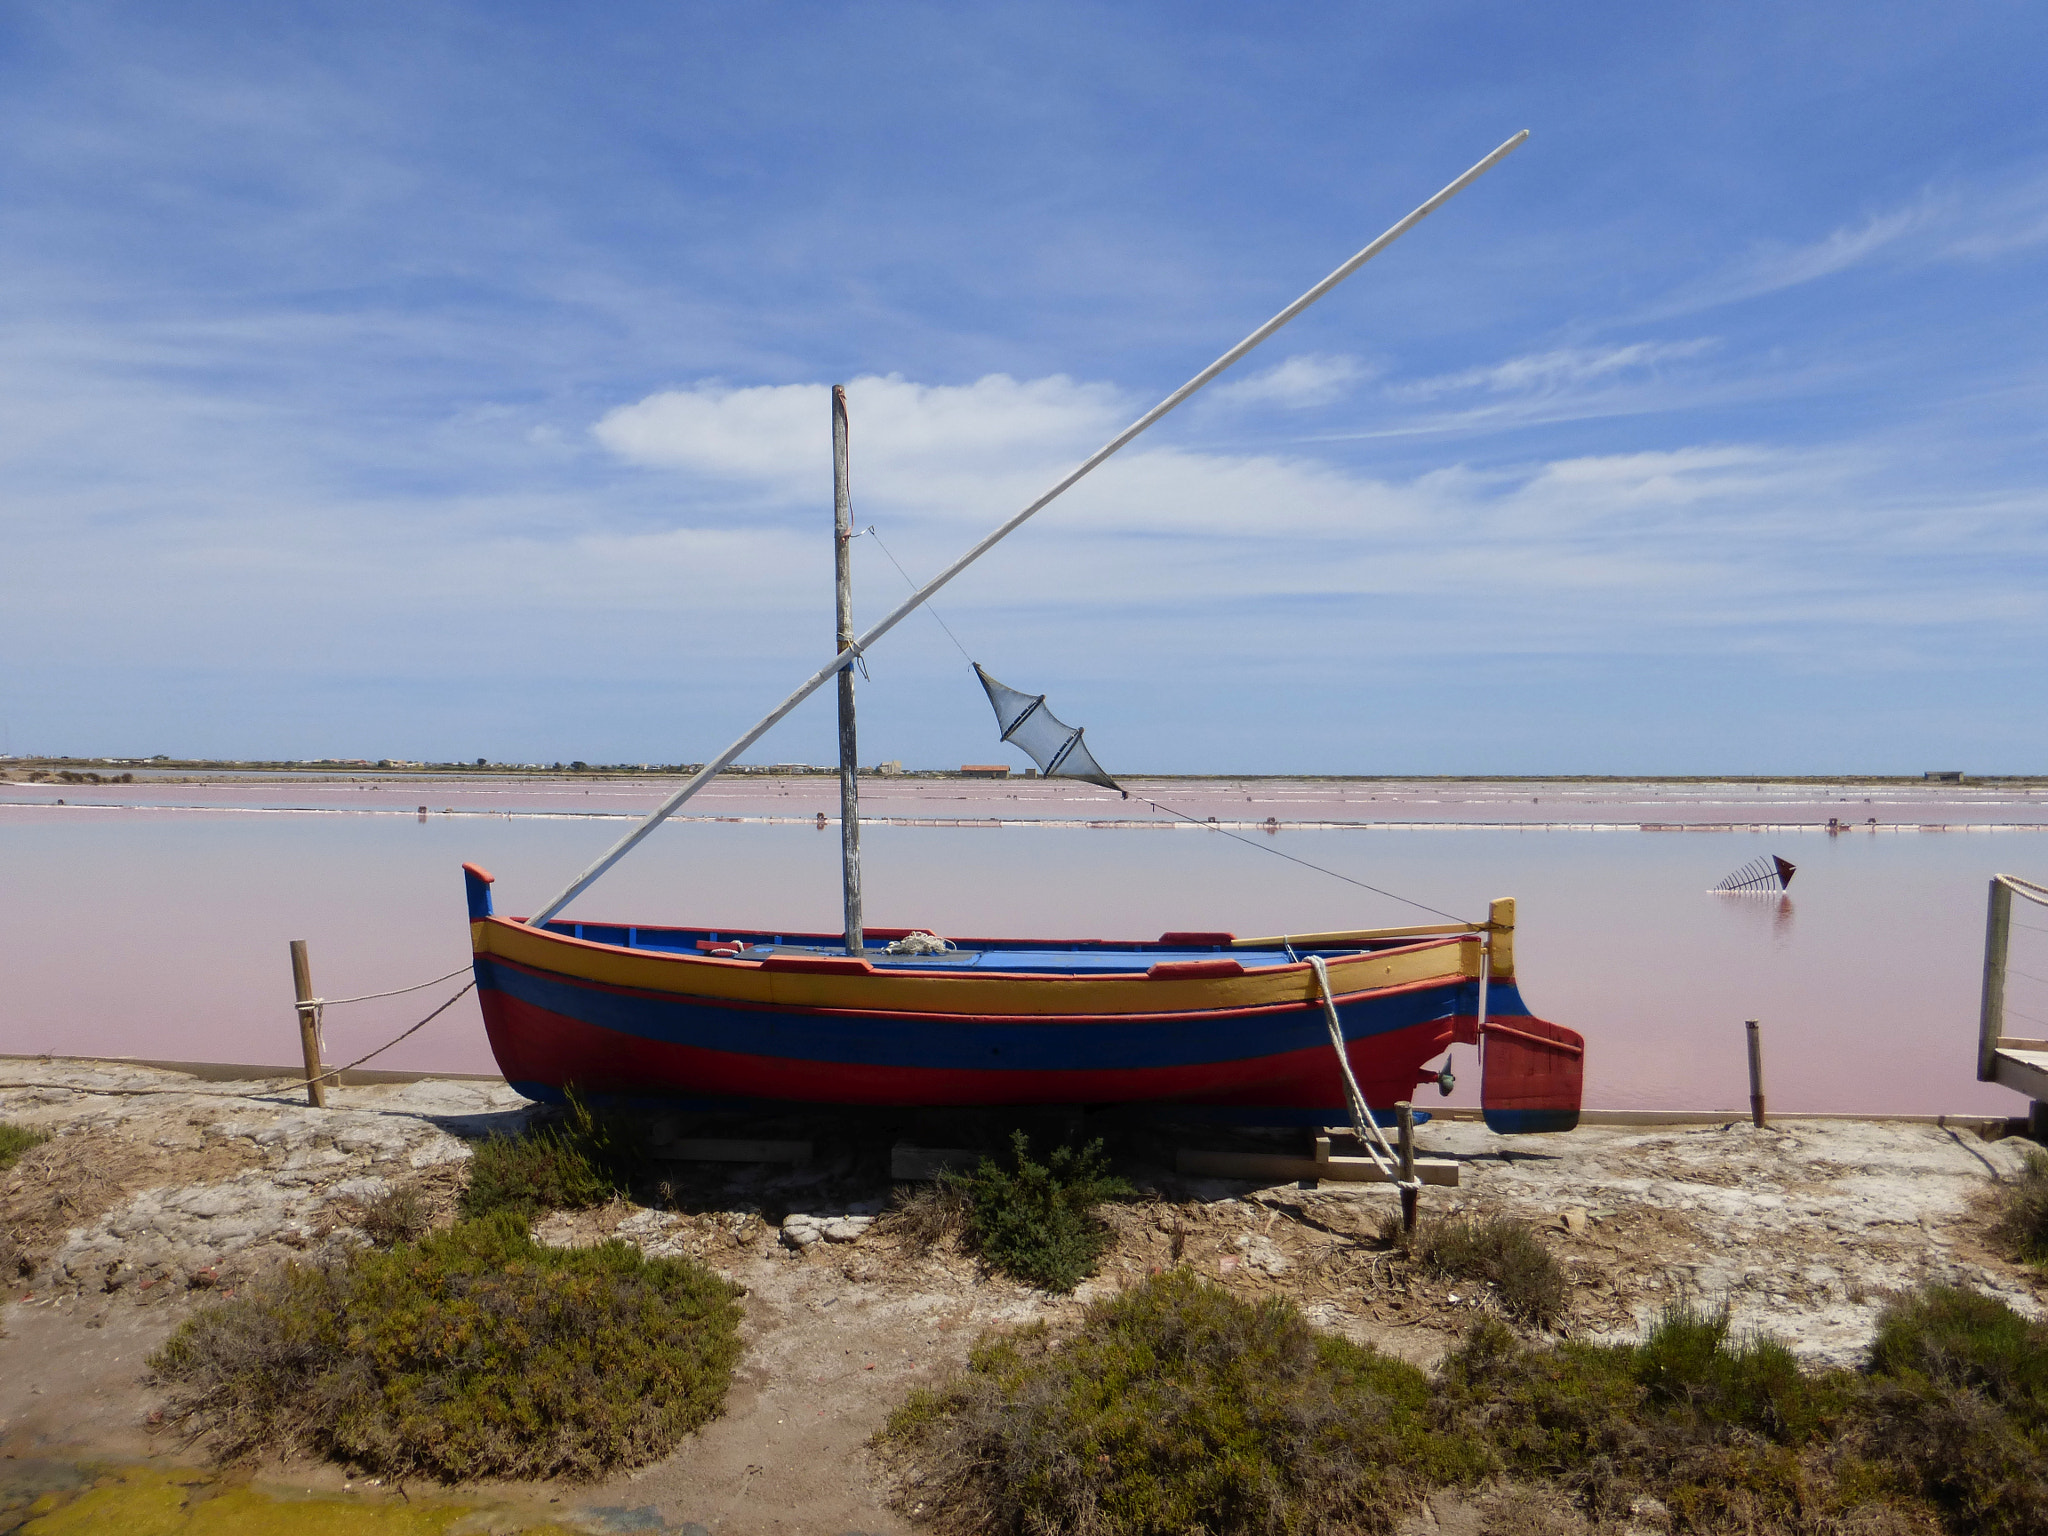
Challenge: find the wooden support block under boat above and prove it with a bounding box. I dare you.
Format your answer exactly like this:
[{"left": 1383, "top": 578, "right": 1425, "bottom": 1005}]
[
  {"left": 649, "top": 1138, "right": 813, "bottom": 1165},
  {"left": 1176, "top": 1148, "right": 1460, "bottom": 1186}
]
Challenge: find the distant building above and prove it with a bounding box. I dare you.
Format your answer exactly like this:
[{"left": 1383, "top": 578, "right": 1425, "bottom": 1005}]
[
  {"left": 961, "top": 764, "right": 1010, "bottom": 778},
  {"left": 876, "top": 760, "right": 903, "bottom": 776},
  {"left": 1924, "top": 770, "right": 1965, "bottom": 783}
]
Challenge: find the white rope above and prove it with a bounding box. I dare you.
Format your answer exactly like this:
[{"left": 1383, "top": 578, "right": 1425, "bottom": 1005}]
[
  {"left": 1997, "top": 873, "right": 2048, "bottom": 909},
  {"left": 301, "top": 981, "right": 476, "bottom": 1088},
  {"left": 294, "top": 963, "right": 473, "bottom": 1009},
  {"left": 1305, "top": 954, "right": 1418, "bottom": 1191}
]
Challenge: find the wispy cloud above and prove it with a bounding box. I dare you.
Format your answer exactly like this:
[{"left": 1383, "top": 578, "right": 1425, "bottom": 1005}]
[
  {"left": 1398, "top": 340, "right": 1718, "bottom": 400},
  {"left": 1718, "top": 203, "right": 1935, "bottom": 300},
  {"left": 1205, "top": 353, "right": 1368, "bottom": 410},
  {"left": 1649, "top": 170, "right": 2048, "bottom": 318}
]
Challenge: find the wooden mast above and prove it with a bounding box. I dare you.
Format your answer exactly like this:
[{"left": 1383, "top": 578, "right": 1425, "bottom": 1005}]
[{"left": 833, "top": 385, "right": 864, "bottom": 955}]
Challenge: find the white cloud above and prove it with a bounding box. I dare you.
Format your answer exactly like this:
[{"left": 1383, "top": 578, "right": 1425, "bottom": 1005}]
[
  {"left": 580, "top": 370, "right": 2048, "bottom": 657},
  {"left": 1205, "top": 353, "right": 1367, "bottom": 410},
  {"left": 592, "top": 373, "right": 1128, "bottom": 511}
]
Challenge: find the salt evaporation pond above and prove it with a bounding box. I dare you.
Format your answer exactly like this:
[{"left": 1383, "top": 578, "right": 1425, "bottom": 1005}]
[{"left": 6, "top": 774, "right": 2048, "bottom": 1116}]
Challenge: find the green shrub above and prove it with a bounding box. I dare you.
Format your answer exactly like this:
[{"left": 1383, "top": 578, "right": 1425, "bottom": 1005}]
[
  {"left": 946, "top": 1130, "right": 1134, "bottom": 1292},
  {"left": 1868, "top": 1284, "right": 2048, "bottom": 1425},
  {"left": 0, "top": 1122, "right": 50, "bottom": 1171},
  {"left": 891, "top": 1279, "right": 2048, "bottom": 1536},
  {"left": 150, "top": 1210, "right": 744, "bottom": 1481},
  {"left": 1441, "top": 1308, "right": 1872, "bottom": 1531},
  {"left": 460, "top": 1088, "right": 641, "bottom": 1220},
  {"left": 879, "top": 1267, "right": 1487, "bottom": 1535},
  {"left": 1861, "top": 1284, "right": 2048, "bottom": 1532},
  {"left": 1858, "top": 1372, "right": 2048, "bottom": 1536},
  {"left": 1394, "top": 1213, "right": 1568, "bottom": 1328},
  {"left": 1992, "top": 1151, "right": 2048, "bottom": 1267},
  {"left": 1634, "top": 1302, "right": 1831, "bottom": 1442}
]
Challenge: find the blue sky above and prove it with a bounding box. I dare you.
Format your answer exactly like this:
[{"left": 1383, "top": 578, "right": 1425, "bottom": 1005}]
[{"left": 4, "top": 2, "right": 2046, "bottom": 773}]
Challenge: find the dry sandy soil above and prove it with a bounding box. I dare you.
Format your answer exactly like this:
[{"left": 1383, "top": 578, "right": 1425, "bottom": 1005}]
[{"left": 2, "top": 1059, "right": 2043, "bottom": 1536}]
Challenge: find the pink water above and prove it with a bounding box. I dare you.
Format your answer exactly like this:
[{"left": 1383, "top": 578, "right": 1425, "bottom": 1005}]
[{"left": 5, "top": 774, "right": 2046, "bottom": 1114}]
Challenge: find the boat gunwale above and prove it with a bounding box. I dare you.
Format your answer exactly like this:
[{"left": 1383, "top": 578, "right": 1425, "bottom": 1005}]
[{"left": 474, "top": 913, "right": 1478, "bottom": 984}]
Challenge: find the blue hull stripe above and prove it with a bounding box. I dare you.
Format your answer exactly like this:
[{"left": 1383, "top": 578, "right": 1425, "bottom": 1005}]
[{"left": 477, "top": 957, "right": 1527, "bottom": 1073}]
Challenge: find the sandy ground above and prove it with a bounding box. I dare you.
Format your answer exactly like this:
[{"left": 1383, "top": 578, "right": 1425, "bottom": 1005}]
[{"left": 2, "top": 1059, "right": 2043, "bottom": 1535}]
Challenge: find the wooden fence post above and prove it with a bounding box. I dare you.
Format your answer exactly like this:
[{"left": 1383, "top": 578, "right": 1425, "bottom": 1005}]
[
  {"left": 290, "top": 939, "right": 326, "bottom": 1108},
  {"left": 1396, "top": 1101, "right": 1418, "bottom": 1235},
  {"left": 1745, "top": 1019, "right": 1766, "bottom": 1128}
]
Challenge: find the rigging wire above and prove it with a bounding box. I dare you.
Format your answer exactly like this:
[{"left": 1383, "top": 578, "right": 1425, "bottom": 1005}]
[
  {"left": 858, "top": 517, "right": 1473, "bottom": 927},
  {"left": 1139, "top": 797, "right": 1469, "bottom": 924},
  {"left": 859, "top": 525, "right": 975, "bottom": 664}
]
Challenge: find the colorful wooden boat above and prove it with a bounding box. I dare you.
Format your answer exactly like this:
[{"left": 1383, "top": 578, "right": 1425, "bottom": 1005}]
[
  {"left": 462, "top": 137, "right": 1585, "bottom": 1134},
  {"left": 465, "top": 865, "right": 1582, "bottom": 1132}
]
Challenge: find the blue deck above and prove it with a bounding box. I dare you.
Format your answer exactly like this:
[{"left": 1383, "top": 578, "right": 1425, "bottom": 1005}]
[{"left": 530, "top": 916, "right": 1374, "bottom": 975}]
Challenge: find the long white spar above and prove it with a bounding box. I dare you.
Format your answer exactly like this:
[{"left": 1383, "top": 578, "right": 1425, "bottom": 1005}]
[{"left": 526, "top": 129, "right": 1529, "bottom": 926}]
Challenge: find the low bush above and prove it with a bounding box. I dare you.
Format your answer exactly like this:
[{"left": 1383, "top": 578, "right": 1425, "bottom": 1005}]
[
  {"left": 459, "top": 1088, "right": 642, "bottom": 1220},
  {"left": 1633, "top": 1301, "right": 1828, "bottom": 1441},
  {"left": 1869, "top": 1284, "right": 2048, "bottom": 1422},
  {"left": 1386, "top": 1212, "right": 1568, "bottom": 1328},
  {"left": 879, "top": 1267, "right": 1486, "bottom": 1535},
  {"left": 1863, "top": 1285, "right": 2048, "bottom": 1535},
  {"left": 946, "top": 1131, "right": 1134, "bottom": 1292},
  {"left": 0, "top": 1122, "right": 50, "bottom": 1172},
  {"left": 1992, "top": 1150, "right": 2048, "bottom": 1267},
  {"left": 150, "top": 1209, "right": 745, "bottom": 1482},
  {"left": 893, "top": 1280, "right": 2048, "bottom": 1536}
]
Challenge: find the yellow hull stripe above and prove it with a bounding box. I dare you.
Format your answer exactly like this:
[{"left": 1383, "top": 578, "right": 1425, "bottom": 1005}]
[{"left": 472, "top": 918, "right": 1484, "bottom": 1018}]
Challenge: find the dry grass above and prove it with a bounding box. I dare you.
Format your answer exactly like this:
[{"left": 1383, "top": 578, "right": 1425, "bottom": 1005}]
[
  {"left": 880, "top": 1179, "right": 972, "bottom": 1253},
  {"left": 1, "top": 1125, "right": 257, "bottom": 1283},
  {"left": 351, "top": 1183, "right": 438, "bottom": 1247},
  {"left": 1382, "top": 1212, "right": 1569, "bottom": 1328}
]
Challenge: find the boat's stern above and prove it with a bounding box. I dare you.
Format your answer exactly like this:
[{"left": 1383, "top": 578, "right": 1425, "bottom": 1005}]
[{"left": 1470, "top": 898, "right": 1583, "bottom": 1134}]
